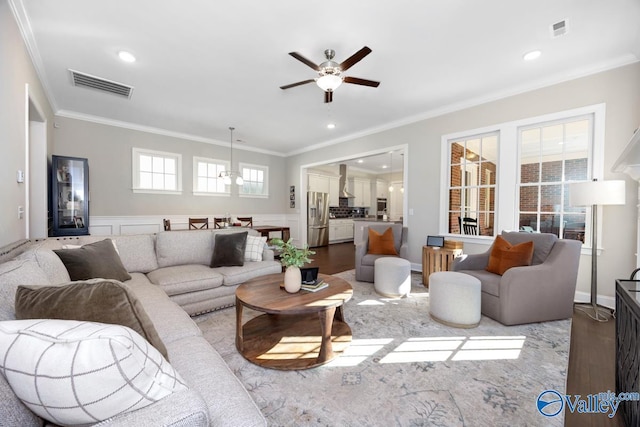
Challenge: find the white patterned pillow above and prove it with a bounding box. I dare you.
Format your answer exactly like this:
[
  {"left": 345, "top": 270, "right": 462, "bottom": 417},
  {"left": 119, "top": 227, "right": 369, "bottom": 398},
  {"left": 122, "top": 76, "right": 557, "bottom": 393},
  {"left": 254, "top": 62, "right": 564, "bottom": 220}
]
[
  {"left": 245, "top": 235, "right": 267, "bottom": 262},
  {"left": 0, "top": 319, "right": 188, "bottom": 425}
]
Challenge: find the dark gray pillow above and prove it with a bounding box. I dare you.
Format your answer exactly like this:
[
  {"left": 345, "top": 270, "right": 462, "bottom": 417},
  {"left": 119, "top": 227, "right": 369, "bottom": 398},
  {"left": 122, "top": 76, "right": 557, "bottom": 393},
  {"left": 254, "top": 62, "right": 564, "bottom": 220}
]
[
  {"left": 210, "top": 232, "right": 248, "bottom": 268},
  {"left": 53, "top": 239, "right": 131, "bottom": 281},
  {"left": 15, "top": 279, "right": 168, "bottom": 359}
]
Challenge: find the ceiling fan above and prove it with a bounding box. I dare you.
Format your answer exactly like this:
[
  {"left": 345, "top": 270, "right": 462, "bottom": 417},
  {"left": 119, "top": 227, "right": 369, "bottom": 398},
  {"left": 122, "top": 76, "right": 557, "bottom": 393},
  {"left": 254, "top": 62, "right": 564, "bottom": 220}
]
[{"left": 280, "top": 46, "right": 380, "bottom": 103}]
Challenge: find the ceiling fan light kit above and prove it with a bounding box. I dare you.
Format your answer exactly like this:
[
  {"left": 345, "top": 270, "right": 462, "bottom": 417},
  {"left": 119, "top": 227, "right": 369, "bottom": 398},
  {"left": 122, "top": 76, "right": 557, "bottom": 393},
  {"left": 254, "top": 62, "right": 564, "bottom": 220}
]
[
  {"left": 281, "top": 46, "right": 380, "bottom": 103},
  {"left": 316, "top": 74, "right": 342, "bottom": 91}
]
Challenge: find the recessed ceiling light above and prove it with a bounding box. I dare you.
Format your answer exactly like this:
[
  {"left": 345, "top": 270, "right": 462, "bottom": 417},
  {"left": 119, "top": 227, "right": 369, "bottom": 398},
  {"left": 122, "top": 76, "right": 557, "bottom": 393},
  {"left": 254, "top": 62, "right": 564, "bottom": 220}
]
[
  {"left": 327, "top": 123, "right": 336, "bottom": 129},
  {"left": 357, "top": 159, "right": 364, "bottom": 163},
  {"left": 118, "top": 51, "right": 136, "bottom": 63},
  {"left": 523, "top": 50, "right": 541, "bottom": 61},
  {"left": 382, "top": 165, "right": 388, "bottom": 169}
]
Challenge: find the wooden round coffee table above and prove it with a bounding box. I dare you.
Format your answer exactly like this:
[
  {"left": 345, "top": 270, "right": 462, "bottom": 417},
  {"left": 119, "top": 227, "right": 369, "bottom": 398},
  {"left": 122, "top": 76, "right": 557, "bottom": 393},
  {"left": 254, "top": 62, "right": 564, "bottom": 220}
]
[{"left": 235, "top": 273, "right": 353, "bottom": 370}]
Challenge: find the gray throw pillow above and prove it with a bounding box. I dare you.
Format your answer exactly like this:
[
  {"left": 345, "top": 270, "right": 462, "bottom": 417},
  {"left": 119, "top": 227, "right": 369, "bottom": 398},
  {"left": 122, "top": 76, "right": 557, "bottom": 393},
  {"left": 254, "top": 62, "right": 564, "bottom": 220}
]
[
  {"left": 53, "top": 239, "right": 131, "bottom": 281},
  {"left": 15, "top": 279, "right": 168, "bottom": 359},
  {"left": 210, "top": 232, "right": 248, "bottom": 267}
]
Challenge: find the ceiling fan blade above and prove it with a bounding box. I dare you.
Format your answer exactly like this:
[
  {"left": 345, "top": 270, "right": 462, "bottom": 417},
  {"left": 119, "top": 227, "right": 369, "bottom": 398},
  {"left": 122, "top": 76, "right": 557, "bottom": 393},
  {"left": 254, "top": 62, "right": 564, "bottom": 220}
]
[
  {"left": 280, "top": 79, "right": 315, "bottom": 90},
  {"left": 288, "top": 52, "right": 321, "bottom": 71},
  {"left": 324, "top": 91, "right": 333, "bottom": 103},
  {"left": 339, "top": 46, "right": 372, "bottom": 72},
  {"left": 343, "top": 76, "right": 380, "bottom": 87}
]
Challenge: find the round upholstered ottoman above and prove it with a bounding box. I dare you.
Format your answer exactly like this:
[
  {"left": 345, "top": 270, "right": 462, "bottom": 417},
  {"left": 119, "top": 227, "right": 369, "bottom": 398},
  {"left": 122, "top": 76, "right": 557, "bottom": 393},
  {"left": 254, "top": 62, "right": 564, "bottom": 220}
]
[
  {"left": 429, "top": 271, "right": 481, "bottom": 328},
  {"left": 374, "top": 257, "right": 411, "bottom": 297}
]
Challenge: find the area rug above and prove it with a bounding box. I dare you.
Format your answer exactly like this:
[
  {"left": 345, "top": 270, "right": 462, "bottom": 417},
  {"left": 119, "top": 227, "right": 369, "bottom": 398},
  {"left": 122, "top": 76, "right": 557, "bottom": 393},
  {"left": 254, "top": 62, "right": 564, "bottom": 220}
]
[{"left": 195, "top": 270, "right": 570, "bottom": 426}]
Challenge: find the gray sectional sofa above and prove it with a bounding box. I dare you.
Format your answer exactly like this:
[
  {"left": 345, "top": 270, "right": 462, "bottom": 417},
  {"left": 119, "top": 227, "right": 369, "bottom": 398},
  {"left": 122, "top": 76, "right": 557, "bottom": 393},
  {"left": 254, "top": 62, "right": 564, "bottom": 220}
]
[{"left": 0, "top": 228, "right": 282, "bottom": 426}]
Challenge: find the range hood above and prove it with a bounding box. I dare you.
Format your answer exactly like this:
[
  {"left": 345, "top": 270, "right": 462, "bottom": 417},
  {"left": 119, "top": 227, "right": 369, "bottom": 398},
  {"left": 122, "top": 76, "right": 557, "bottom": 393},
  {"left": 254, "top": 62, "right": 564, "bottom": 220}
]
[{"left": 338, "top": 164, "right": 355, "bottom": 198}]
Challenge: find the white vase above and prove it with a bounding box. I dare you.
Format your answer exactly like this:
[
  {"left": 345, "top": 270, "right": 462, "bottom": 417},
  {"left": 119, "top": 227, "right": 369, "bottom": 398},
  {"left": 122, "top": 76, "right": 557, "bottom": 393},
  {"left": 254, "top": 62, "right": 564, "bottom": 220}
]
[{"left": 284, "top": 266, "right": 302, "bottom": 293}]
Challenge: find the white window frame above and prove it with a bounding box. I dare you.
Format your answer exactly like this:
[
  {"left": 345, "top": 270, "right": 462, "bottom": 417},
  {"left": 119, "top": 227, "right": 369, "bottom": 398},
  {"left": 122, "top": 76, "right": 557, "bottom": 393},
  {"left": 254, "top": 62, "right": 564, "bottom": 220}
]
[
  {"left": 440, "top": 103, "right": 606, "bottom": 250},
  {"left": 132, "top": 148, "right": 182, "bottom": 195},
  {"left": 517, "top": 114, "right": 593, "bottom": 242},
  {"left": 192, "top": 156, "right": 230, "bottom": 197},
  {"left": 239, "top": 162, "right": 269, "bottom": 198},
  {"left": 446, "top": 132, "right": 499, "bottom": 237}
]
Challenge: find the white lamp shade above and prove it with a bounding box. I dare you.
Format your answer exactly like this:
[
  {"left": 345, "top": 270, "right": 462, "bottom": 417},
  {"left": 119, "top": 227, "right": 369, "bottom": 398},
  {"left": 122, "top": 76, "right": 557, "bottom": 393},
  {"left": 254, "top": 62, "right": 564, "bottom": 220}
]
[
  {"left": 569, "top": 180, "right": 626, "bottom": 206},
  {"left": 316, "top": 75, "right": 342, "bottom": 91}
]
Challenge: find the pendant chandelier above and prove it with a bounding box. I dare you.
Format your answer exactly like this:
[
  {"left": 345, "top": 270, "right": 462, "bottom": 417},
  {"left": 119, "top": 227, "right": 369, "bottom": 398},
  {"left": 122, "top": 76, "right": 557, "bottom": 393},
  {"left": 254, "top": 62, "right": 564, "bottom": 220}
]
[{"left": 218, "top": 127, "right": 244, "bottom": 186}]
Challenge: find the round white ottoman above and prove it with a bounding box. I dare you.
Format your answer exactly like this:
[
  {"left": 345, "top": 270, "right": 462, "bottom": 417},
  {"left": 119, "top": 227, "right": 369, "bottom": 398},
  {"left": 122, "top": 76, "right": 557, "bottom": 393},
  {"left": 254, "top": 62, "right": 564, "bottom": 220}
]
[
  {"left": 429, "top": 271, "right": 481, "bottom": 328},
  {"left": 374, "top": 257, "right": 411, "bottom": 297}
]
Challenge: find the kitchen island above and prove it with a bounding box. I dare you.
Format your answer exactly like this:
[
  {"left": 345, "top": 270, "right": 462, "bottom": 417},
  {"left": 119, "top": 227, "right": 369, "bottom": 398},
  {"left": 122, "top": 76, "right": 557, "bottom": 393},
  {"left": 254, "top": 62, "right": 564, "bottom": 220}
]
[{"left": 353, "top": 218, "right": 403, "bottom": 246}]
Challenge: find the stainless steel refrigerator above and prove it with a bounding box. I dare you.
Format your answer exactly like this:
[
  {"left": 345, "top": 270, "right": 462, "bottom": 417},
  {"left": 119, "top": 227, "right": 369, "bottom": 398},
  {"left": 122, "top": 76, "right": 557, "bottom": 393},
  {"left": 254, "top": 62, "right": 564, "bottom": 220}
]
[{"left": 307, "top": 191, "right": 329, "bottom": 247}]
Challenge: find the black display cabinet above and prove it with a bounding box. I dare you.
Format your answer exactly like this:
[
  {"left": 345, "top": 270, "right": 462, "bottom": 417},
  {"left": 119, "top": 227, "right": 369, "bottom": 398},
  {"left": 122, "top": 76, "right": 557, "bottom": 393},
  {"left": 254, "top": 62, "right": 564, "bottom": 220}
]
[
  {"left": 615, "top": 279, "right": 640, "bottom": 427},
  {"left": 50, "top": 155, "right": 89, "bottom": 236}
]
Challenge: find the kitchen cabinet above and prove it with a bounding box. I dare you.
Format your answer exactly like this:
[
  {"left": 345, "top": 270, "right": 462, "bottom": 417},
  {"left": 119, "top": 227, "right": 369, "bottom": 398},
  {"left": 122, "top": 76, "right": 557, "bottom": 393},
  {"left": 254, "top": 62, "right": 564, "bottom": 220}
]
[
  {"left": 308, "top": 173, "right": 330, "bottom": 194},
  {"left": 376, "top": 179, "right": 389, "bottom": 199},
  {"left": 308, "top": 172, "right": 340, "bottom": 206},
  {"left": 329, "top": 176, "right": 340, "bottom": 206},
  {"left": 50, "top": 155, "right": 89, "bottom": 236},
  {"left": 389, "top": 180, "right": 404, "bottom": 220},
  {"left": 348, "top": 177, "right": 371, "bottom": 207},
  {"left": 329, "top": 219, "right": 354, "bottom": 243}
]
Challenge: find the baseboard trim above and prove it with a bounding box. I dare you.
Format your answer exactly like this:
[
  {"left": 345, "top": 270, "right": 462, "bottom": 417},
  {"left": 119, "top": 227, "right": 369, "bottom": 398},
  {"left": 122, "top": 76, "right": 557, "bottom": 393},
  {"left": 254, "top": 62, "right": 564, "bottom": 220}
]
[{"left": 573, "top": 290, "right": 615, "bottom": 310}]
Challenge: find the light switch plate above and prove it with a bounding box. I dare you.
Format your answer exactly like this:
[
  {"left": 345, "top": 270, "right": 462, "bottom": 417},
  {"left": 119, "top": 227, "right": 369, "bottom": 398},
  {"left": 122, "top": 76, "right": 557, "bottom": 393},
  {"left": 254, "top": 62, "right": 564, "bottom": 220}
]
[{"left": 16, "top": 170, "right": 24, "bottom": 183}]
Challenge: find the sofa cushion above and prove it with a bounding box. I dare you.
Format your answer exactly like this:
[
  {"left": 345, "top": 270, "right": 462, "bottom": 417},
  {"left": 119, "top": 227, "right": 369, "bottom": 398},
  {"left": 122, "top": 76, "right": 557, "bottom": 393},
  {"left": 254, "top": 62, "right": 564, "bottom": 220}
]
[
  {"left": 461, "top": 269, "right": 503, "bottom": 297},
  {"left": 361, "top": 253, "right": 397, "bottom": 267},
  {"left": 367, "top": 227, "right": 398, "bottom": 255},
  {"left": 210, "top": 232, "right": 248, "bottom": 268},
  {"left": 0, "top": 373, "right": 41, "bottom": 427},
  {"left": 53, "top": 239, "right": 131, "bottom": 281},
  {"left": 0, "top": 319, "right": 188, "bottom": 426},
  {"left": 501, "top": 231, "right": 557, "bottom": 265},
  {"left": 0, "top": 259, "right": 51, "bottom": 322},
  {"left": 156, "top": 230, "right": 214, "bottom": 268},
  {"left": 486, "top": 236, "right": 534, "bottom": 275},
  {"left": 215, "top": 260, "right": 283, "bottom": 286},
  {"left": 245, "top": 235, "right": 267, "bottom": 262},
  {"left": 18, "top": 243, "right": 71, "bottom": 285},
  {"left": 113, "top": 234, "right": 159, "bottom": 273},
  {"left": 15, "top": 279, "right": 168, "bottom": 359},
  {"left": 147, "top": 265, "right": 224, "bottom": 296}
]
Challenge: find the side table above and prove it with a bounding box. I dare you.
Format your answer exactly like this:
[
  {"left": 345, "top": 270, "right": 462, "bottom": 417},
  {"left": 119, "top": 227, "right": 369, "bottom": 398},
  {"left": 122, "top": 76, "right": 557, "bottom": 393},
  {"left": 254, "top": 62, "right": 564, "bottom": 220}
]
[{"left": 422, "top": 244, "right": 463, "bottom": 287}]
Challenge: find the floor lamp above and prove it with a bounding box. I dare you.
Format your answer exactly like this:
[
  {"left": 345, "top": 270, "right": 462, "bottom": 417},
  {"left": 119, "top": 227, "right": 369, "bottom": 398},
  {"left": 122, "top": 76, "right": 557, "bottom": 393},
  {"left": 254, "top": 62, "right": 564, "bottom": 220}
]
[{"left": 569, "top": 179, "right": 626, "bottom": 322}]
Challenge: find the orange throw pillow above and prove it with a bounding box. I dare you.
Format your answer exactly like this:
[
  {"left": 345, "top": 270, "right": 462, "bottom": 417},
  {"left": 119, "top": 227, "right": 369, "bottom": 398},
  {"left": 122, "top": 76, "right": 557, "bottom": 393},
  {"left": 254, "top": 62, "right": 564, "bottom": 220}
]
[
  {"left": 367, "top": 227, "right": 398, "bottom": 255},
  {"left": 486, "top": 235, "right": 534, "bottom": 275}
]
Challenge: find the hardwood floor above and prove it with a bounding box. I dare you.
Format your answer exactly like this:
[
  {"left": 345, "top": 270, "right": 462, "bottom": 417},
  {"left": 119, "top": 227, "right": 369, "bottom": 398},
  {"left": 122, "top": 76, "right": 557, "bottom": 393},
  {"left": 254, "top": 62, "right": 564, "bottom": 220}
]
[{"left": 311, "top": 242, "right": 625, "bottom": 426}]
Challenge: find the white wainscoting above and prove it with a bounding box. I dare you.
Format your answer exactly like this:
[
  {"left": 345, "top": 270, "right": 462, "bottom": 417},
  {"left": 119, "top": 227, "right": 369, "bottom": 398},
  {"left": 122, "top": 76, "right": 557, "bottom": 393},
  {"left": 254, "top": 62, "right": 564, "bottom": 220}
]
[{"left": 89, "top": 213, "right": 303, "bottom": 245}]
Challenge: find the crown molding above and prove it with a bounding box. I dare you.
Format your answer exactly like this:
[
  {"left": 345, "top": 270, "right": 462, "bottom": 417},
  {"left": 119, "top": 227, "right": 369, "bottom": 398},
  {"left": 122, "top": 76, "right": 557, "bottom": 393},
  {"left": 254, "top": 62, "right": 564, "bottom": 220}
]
[{"left": 55, "top": 110, "right": 287, "bottom": 157}]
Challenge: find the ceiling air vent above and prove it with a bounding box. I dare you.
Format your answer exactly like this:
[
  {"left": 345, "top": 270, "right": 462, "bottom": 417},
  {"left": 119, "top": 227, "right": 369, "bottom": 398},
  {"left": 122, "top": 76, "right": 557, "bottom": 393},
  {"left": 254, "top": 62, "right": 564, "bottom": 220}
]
[
  {"left": 69, "top": 69, "right": 133, "bottom": 99},
  {"left": 550, "top": 20, "right": 568, "bottom": 38}
]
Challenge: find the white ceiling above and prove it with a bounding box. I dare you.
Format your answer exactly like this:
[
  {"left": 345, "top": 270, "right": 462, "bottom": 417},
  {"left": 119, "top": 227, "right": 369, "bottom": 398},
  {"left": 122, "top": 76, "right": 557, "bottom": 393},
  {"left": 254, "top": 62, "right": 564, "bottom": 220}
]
[{"left": 11, "top": 0, "right": 640, "bottom": 157}]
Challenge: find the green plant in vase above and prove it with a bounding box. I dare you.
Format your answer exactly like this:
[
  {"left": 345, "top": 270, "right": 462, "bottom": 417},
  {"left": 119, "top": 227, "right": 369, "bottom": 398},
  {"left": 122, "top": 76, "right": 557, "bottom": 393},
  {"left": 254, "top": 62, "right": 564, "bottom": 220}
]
[{"left": 271, "top": 238, "right": 315, "bottom": 292}]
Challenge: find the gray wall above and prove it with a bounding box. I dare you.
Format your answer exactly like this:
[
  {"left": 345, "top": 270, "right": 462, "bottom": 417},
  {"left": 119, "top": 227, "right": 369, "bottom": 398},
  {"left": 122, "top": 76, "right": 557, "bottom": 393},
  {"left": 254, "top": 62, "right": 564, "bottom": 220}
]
[
  {"left": 0, "top": 0, "right": 53, "bottom": 247},
  {"left": 52, "top": 116, "right": 287, "bottom": 216},
  {"left": 287, "top": 62, "right": 640, "bottom": 299}
]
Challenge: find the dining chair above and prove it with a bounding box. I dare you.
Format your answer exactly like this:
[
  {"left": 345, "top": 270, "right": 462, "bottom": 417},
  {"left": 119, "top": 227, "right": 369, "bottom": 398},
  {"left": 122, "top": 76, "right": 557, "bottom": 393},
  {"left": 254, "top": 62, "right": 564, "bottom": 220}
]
[
  {"left": 213, "top": 218, "right": 226, "bottom": 229},
  {"left": 237, "top": 216, "right": 253, "bottom": 227},
  {"left": 163, "top": 218, "right": 171, "bottom": 231},
  {"left": 458, "top": 216, "right": 478, "bottom": 235},
  {"left": 188, "top": 218, "right": 209, "bottom": 230}
]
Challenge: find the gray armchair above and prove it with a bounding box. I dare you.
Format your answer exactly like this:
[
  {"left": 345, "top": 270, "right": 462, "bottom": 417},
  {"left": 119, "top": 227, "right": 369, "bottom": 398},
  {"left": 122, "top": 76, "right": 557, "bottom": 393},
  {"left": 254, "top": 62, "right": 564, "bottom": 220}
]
[
  {"left": 452, "top": 231, "right": 581, "bottom": 325},
  {"left": 355, "top": 224, "right": 409, "bottom": 282}
]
